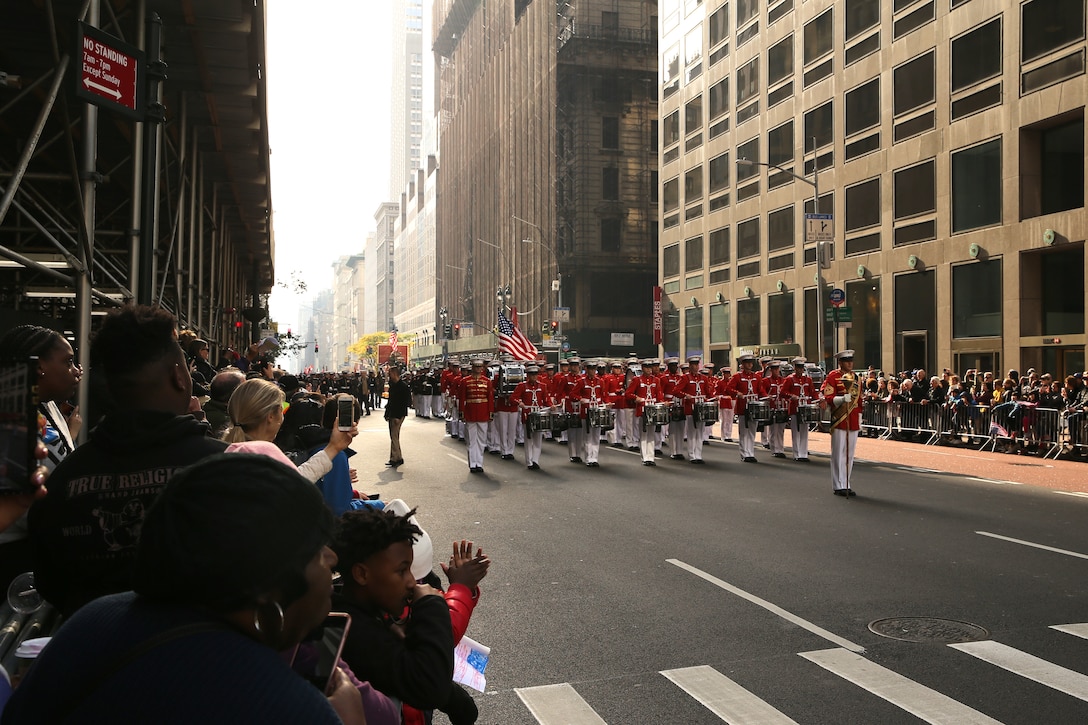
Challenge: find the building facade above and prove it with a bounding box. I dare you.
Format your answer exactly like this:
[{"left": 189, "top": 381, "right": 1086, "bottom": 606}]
[
  {"left": 394, "top": 157, "right": 440, "bottom": 347},
  {"left": 390, "top": 0, "right": 426, "bottom": 199},
  {"left": 433, "top": 0, "right": 660, "bottom": 357},
  {"left": 659, "top": 0, "right": 1087, "bottom": 379},
  {"left": 331, "top": 254, "right": 365, "bottom": 370}
]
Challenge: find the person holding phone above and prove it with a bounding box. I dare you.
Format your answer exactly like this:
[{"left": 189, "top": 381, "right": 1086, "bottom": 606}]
[
  {"left": 384, "top": 366, "right": 411, "bottom": 467},
  {"left": 0, "top": 324, "right": 83, "bottom": 591},
  {"left": 3, "top": 454, "right": 367, "bottom": 724}
]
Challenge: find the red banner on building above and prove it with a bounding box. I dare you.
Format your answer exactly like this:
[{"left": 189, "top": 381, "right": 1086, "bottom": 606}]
[
  {"left": 378, "top": 344, "right": 410, "bottom": 366},
  {"left": 652, "top": 286, "right": 663, "bottom": 346}
]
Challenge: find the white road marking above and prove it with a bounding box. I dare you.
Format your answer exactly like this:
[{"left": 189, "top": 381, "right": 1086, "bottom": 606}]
[
  {"left": 1055, "top": 491, "right": 1088, "bottom": 498},
  {"left": 661, "top": 665, "right": 798, "bottom": 724},
  {"left": 666, "top": 559, "right": 865, "bottom": 653},
  {"left": 515, "top": 683, "right": 608, "bottom": 725},
  {"left": 800, "top": 648, "right": 1003, "bottom": 724},
  {"left": 967, "top": 477, "right": 1023, "bottom": 485},
  {"left": 1051, "top": 623, "right": 1088, "bottom": 641},
  {"left": 950, "top": 640, "right": 1088, "bottom": 703},
  {"left": 975, "top": 531, "right": 1088, "bottom": 560},
  {"left": 897, "top": 466, "right": 941, "bottom": 473},
  {"left": 447, "top": 453, "right": 464, "bottom": 463}
]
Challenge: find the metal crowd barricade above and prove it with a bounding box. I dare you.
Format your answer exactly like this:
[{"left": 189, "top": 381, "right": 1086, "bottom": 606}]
[
  {"left": 1065, "top": 411, "right": 1088, "bottom": 455},
  {"left": 929, "top": 401, "right": 992, "bottom": 446},
  {"left": 1031, "top": 408, "right": 1063, "bottom": 459},
  {"left": 889, "top": 401, "right": 939, "bottom": 444},
  {"left": 861, "top": 400, "right": 892, "bottom": 438}
]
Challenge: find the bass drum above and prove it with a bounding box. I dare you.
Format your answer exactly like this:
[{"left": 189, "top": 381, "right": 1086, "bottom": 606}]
[{"left": 588, "top": 406, "right": 615, "bottom": 431}]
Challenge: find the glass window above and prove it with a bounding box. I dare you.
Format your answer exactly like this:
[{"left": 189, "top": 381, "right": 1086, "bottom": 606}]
[
  {"left": 768, "top": 292, "right": 795, "bottom": 344},
  {"left": 1022, "top": 0, "right": 1086, "bottom": 62},
  {"left": 709, "top": 227, "right": 731, "bottom": 265},
  {"left": 664, "top": 243, "right": 680, "bottom": 277},
  {"left": 602, "top": 11, "right": 619, "bottom": 30},
  {"left": 686, "top": 235, "right": 704, "bottom": 271},
  {"left": 952, "top": 138, "right": 1001, "bottom": 232},
  {"left": 710, "top": 152, "right": 730, "bottom": 193},
  {"left": 737, "top": 297, "right": 760, "bottom": 346},
  {"left": 663, "top": 0, "right": 681, "bottom": 32},
  {"left": 686, "top": 307, "right": 704, "bottom": 357},
  {"left": 768, "top": 206, "right": 794, "bottom": 251},
  {"left": 804, "top": 101, "right": 833, "bottom": 151},
  {"left": 845, "top": 0, "right": 879, "bottom": 42},
  {"left": 737, "top": 0, "right": 758, "bottom": 27},
  {"left": 685, "top": 166, "right": 704, "bottom": 201},
  {"left": 709, "top": 3, "right": 729, "bottom": 46},
  {"left": 803, "top": 8, "right": 834, "bottom": 65},
  {"left": 953, "top": 259, "right": 1002, "bottom": 338},
  {"left": 768, "top": 35, "right": 794, "bottom": 86},
  {"left": 664, "top": 110, "right": 680, "bottom": 147},
  {"left": 952, "top": 18, "right": 1001, "bottom": 92},
  {"left": 736, "top": 137, "right": 759, "bottom": 181},
  {"left": 845, "top": 279, "right": 882, "bottom": 365},
  {"left": 1041, "top": 117, "right": 1085, "bottom": 215},
  {"left": 602, "top": 117, "right": 619, "bottom": 148},
  {"left": 709, "top": 77, "right": 729, "bottom": 119},
  {"left": 846, "top": 178, "right": 881, "bottom": 231},
  {"left": 603, "top": 167, "right": 619, "bottom": 200},
  {"left": 845, "top": 78, "right": 879, "bottom": 136},
  {"left": 1041, "top": 248, "right": 1085, "bottom": 335},
  {"left": 894, "top": 160, "right": 936, "bottom": 219},
  {"left": 663, "top": 43, "right": 681, "bottom": 89},
  {"left": 601, "top": 218, "right": 621, "bottom": 252},
  {"left": 710, "top": 302, "right": 730, "bottom": 343},
  {"left": 736, "top": 58, "right": 759, "bottom": 107},
  {"left": 663, "top": 177, "right": 680, "bottom": 212},
  {"left": 686, "top": 96, "right": 703, "bottom": 135},
  {"left": 737, "top": 217, "right": 760, "bottom": 258},
  {"left": 686, "top": 25, "right": 703, "bottom": 68},
  {"left": 664, "top": 304, "right": 681, "bottom": 355},
  {"left": 768, "top": 121, "right": 794, "bottom": 167},
  {"left": 893, "top": 50, "right": 935, "bottom": 116}
]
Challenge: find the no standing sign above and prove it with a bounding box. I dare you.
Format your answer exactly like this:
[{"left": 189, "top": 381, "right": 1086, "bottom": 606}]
[{"left": 75, "top": 22, "right": 145, "bottom": 119}]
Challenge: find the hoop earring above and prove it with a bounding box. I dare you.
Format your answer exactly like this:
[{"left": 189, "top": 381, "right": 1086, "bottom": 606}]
[{"left": 253, "top": 601, "right": 284, "bottom": 636}]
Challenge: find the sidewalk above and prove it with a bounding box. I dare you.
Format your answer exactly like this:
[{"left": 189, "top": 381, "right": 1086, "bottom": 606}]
[{"left": 782, "top": 429, "right": 1088, "bottom": 494}]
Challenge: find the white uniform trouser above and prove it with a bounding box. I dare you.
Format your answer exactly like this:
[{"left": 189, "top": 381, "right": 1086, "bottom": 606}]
[
  {"left": 830, "top": 428, "right": 858, "bottom": 490},
  {"left": 487, "top": 419, "right": 499, "bottom": 451},
  {"left": 431, "top": 394, "right": 443, "bottom": 416},
  {"left": 738, "top": 415, "right": 758, "bottom": 459},
  {"left": 790, "top": 415, "right": 810, "bottom": 458},
  {"left": 497, "top": 411, "right": 518, "bottom": 455},
  {"left": 584, "top": 425, "right": 601, "bottom": 463},
  {"left": 524, "top": 431, "right": 544, "bottom": 466},
  {"left": 668, "top": 418, "right": 685, "bottom": 453},
  {"left": 618, "top": 408, "right": 634, "bottom": 446},
  {"left": 515, "top": 418, "right": 525, "bottom": 444},
  {"left": 719, "top": 406, "right": 734, "bottom": 439},
  {"left": 567, "top": 420, "right": 585, "bottom": 459},
  {"left": 686, "top": 419, "right": 706, "bottom": 460},
  {"left": 767, "top": 422, "right": 785, "bottom": 455},
  {"left": 466, "top": 421, "right": 488, "bottom": 468},
  {"left": 639, "top": 417, "right": 656, "bottom": 462},
  {"left": 420, "top": 395, "right": 432, "bottom": 418},
  {"left": 655, "top": 421, "right": 666, "bottom": 450}
]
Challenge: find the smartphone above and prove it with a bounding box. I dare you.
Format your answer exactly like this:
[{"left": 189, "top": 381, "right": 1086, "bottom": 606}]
[
  {"left": 336, "top": 396, "right": 354, "bottom": 431},
  {"left": 0, "top": 357, "right": 39, "bottom": 494},
  {"left": 291, "top": 612, "right": 352, "bottom": 695}
]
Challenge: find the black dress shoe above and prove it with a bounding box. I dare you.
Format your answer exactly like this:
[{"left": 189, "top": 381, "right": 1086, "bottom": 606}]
[
  {"left": 642, "top": 460, "right": 656, "bottom": 466},
  {"left": 795, "top": 457, "right": 809, "bottom": 462},
  {"left": 611, "top": 442, "right": 624, "bottom": 448},
  {"left": 847, "top": 489, "right": 856, "bottom": 497},
  {"left": 762, "top": 443, "right": 771, "bottom": 449},
  {"left": 690, "top": 459, "right": 704, "bottom": 464},
  {"left": 833, "top": 489, "right": 848, "bottom": 496},
  {"left": 654, "top": 449, "right": 663, "bottom": 457},
  {"left": 670, "top": 454, "right": 684, "bottom": 460},
  {"left": 773, "top": 452, "right": 786, "bottom": 458},
  {"left": 586, "top": 461, "right": 599, "bottom": 467},
  {"left": 528, "top": 462, "right": 540, "bottom": 470},
  {"left": 724, "top": 437, "right": 733, "bottom": 442},
  {"left": 627, "top": 445, "right": 639, "bottom": 451},
  {"left": 743, "top": 457, "right": 758, "bottom": 463}
]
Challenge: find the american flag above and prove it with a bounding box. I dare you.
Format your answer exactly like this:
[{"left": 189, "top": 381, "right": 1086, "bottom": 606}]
[
  {"left": 497, "top": 308, "right": 540, "bottom": 360},
  {"left": 389, "top": 329, "right": 398, "bottom": 350}
]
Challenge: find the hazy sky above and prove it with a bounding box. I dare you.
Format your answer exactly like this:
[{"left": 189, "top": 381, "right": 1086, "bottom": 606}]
[{"left": 265, "top": 1, "right": 394, "bottom": 333}]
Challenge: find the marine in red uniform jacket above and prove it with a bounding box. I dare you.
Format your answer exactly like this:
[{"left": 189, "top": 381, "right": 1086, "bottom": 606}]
[
  {"left": 822, "top": 368, "right": 862, "bottom": 431},
  {"left": 458, "top": 372, "right": 494, "bottom": 422},
  {"left": 512, "top": 377, "right": 553, "bottom": 421},
  {"left": 723, "top": 365, "right": 762, "bottom": 416}
]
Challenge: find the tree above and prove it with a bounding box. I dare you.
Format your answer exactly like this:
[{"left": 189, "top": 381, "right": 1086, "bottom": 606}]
[{"left": 348, "top": 331, "right": 418, "bottom": 368}]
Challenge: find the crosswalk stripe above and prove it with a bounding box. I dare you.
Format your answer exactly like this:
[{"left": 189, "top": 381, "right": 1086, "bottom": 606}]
[
  {"left": 1051, "top": 623, "right": 1088, "bottom": 641},
  {"left": 515, "top": 683, "right": 608, "bottom": 725},
  {"left": 800, "top": 648, "right": 1003, "bottom": 724},
  {"left": 660, "top": 665, "right": 798, "bottom": 724},
  {"left": 949, "top": 640, "right": 1088, "bottom": 703}
]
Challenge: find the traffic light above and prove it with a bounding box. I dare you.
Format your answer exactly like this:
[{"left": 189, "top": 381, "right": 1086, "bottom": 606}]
[
  {"left": 550, "top": 320, "right": 559, "bottom": 331},
  {"left": 234, "top": 320, "right": 243, "bottom": 329},
  {"left": 314, "top": 343, "right": 319, "bottom": 353},
  {"left": 444, "top": 323, "right": 452, "bottom": 337}
]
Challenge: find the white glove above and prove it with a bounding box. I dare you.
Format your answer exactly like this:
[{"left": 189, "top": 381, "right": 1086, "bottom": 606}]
[{"left": 833, "top": 394, "right": 852, "bottom": 406}]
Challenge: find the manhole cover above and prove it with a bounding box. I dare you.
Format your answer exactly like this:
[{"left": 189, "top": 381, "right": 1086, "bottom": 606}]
[{"left": 868, "top": 617, "right": 990, "bottom": 643}]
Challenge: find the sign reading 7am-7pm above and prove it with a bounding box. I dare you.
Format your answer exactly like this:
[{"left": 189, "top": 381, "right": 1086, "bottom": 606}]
[{"left": 76, "top": 23, "right": 145, "bottom": 119}]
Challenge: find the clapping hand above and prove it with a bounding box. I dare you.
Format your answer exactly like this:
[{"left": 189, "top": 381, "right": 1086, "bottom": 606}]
[{"left": 441, "top": 539, "right": 490, "bottom": 592}]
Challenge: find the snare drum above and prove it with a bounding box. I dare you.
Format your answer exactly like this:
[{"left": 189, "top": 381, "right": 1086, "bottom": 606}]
[
  {"left": 550, "top": 411, "right": 570, "bottom": 432},
  {"left": 797, "top": 403, "right": 821, "bottom": 422},
  {"left": 499, "top": 363, "right": 525, "bottom": 396},
  {"left": 588, "top": 406, "right": 615, "bottom": 430},
  {"left": 670, "top": 403, "right": 686, "bottom": 422},
  {"left": 771, "top": 407, "right": 790, "bottom": 424},
  {"left": 644, "top": 403, "right": 670, "bottom": 426},
  {"left": 694, "top": 401, "right": 719, "bottom": 424},
  {"left": 746, "top": 400, "right": 771, "bottom": 423},
  {"left": 526, "top": 410, "right": 553, "bottom": 433}
]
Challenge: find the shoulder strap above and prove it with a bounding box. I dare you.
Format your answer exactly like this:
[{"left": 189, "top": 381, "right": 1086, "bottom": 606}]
[{"left": 56, "top": 620, "right": 227, "bottom": 720}]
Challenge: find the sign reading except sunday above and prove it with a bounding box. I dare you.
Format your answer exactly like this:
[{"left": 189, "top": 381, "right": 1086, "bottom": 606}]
[{"left": 76, "top": 23, "right": 144, "bottom": 119}]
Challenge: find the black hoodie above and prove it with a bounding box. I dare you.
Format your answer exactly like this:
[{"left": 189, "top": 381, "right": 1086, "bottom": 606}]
[{"left": 28, "top": 410, "right": 227, "bottom": 617}]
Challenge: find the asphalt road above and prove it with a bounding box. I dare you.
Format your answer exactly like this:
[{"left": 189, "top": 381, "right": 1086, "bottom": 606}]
[{"left": 352, "top": 412, "right": 1088, "bottom": 724}]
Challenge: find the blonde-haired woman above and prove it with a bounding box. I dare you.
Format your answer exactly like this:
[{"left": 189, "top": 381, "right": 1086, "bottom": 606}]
[{"left": 223, "top": 379, "right": 355, "bottom": 483}]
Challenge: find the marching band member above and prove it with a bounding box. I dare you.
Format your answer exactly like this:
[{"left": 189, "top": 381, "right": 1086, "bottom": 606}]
[
  {"left": 823, "top": 350, "right": 862, "bottom": 496},
  {"left": 724, "top": 353, "right": 762, "bottom": 462},
  {"left": 486, "top": 361, "right": 502, "bottom": 455},
  {"left": 429, "top": 366, "right": 444, "bottom": 418},
  {"left": 441, "top": 359, "right": 461, "bottom": 438},
  {"left": 513, "top": 365, "right": 553, "bottom": 470},
  {"left": 493, "top": 365, "right": 520, "bottom": 461},
  {"left": 759, "top": 356, "right": 773, "bottom": 450},
  {"left": 605, "top": 362, "right": 628, "bottom": 448},
  {"left": 760, "top": 361, "right": 789, "bottom": 458},
  {"left": 678, "top": 356, "right": 715, "bottom": 463},
  {"left": 649, "top": 359, "right": 667, "bottom": 455},
  {"left": 573, "top": 362, "right": 608, "bottom": 467},
  {"left": 716, "top": 367, "right": 734, "bottom": 442},
  {"left": 459, "top": 360, "right": 494, "bottom": 473},
  {"left": 662, "top": 358, "right": 686, "bottom": 459},
  {"left": 785, "top": 357, "right": 818, "bottom": 461},
  {"left": 626, "top": 358, "right": 662, "bottom": 466},
  {"left": 552, "top": 359, "right": 572, "bottom": 444},
  {"left": 562, "top": 358, "right": 585, "bottom": 463},
  {"left": 701, "top": 363, "right": 716, "bottom": 443}
]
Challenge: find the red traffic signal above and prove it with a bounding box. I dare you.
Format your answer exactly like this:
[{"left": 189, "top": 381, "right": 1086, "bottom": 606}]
[
  {"left": 234, "top": 321, "right": 243, "bottom": 329},
  {"left": 550, "top": 320, "right": 559, "bottom": 329},
  {"left": 314, "top": 343, "right": 319, "bottom": 353}
]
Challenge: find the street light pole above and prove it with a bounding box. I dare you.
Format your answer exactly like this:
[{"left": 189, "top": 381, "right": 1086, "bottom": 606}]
[
  {"left": 736, "top": 154, "right": 827, "bottom": 371},
  {"left": 512, "top": 215, "right": 562, "bottom": 346}
]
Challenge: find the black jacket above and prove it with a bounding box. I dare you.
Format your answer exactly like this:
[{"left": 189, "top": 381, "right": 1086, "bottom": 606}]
[
  {"left": 28, "top": 410, "right": 227, "bottom": 617},
  {"left": 385, "top": 378, "right": 412, "bottom": 419}
]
